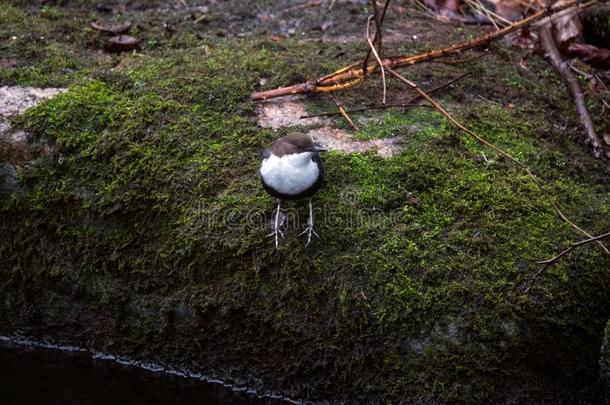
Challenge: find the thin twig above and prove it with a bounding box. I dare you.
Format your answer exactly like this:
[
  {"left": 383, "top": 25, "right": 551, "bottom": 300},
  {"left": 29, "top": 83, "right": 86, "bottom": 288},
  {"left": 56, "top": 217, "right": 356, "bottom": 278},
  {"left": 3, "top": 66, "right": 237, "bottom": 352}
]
[
  {"left": 531, "top": 0, "right": 598, "bottom": 30},
  {"left": 569, "top": 63, "right": 592, "bottom": 80},
  {"left": 484, "top": 7, "right": 501, "bottom": 30},
  {"left": 539, "top": 25, "right": 606, "bottom": 159},
  {"left": 595, "top": 74, "right": 608, "bottom": 91},
  {"left": 523, "top": 265, "right": 549, "bottom": 294},
  {"left": 301, "top": 102, "right": 431, "bottom": 119},
  {"left": 539, "top": 231, "right": 610, "bottom": 266},
  {"left": 362, "top": 0, "right": 379, "bottom": 76},
  {"left": 477, "top": 95, "right": 503, "bottom": 106},
  {"left": 194, "top": 14, "right": 207, "bottom": 23},
  {"left": 385, "top": 67, "right": 610, "bottom": 258},
  {"left": 362, "top": 0, "right": 392, "bottom": 76},
  {"left": 300, "top": 71, "right": 470, "bottom": 119},
  {"left": 524, "top": 231, "right": 610, "bottom": 293},
  {"left": 366, "top": 16, "right": 387, "bottom": 104},
  {"left": 464, "top": 0, "right": 513, "bottom": 27},
  {"left": 547, "top": 199, "right": 609, "bottom": 256},
  {"left": 386, "top": 67, "right": 534, "bottom": 174},
  {"left": 411, "top": 1, "right": 448, "bottom": 20},
  {"left": 429, "top": 50, "right": 490, "bottom": 65},
  {"left": 328, "top": 94, "right": 358, "bottom": 130}
]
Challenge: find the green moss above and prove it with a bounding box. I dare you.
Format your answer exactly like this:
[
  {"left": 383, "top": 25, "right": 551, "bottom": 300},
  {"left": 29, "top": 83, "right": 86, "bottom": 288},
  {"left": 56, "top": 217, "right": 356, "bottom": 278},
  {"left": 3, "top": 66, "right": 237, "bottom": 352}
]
[
  {"left": 1, "top": 5, "right": 610, "bottom": 403},
  {"left": 0, "top": 1, "right": 96, "bottom": 86},
  {"left": 354, "top": 108, "right": 445, "bottom": 141}
]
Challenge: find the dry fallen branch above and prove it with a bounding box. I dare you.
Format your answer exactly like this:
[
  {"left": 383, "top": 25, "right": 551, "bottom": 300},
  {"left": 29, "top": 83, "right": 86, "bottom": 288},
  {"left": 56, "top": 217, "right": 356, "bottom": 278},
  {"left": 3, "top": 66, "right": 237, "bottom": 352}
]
[
  {"left": 539, "top": 231, "right": 610, "bottom": 266},
  {"left": 362, "top": 0, "right": 392, "bottom": 77},
  {"left": 366, "top": 15, "right": 388, "bottom": 104},
  {"left": 539, "top": 25, "right": 607, "bottom": 159},
  {"left": 328, "top": 94, "right": 358, "bottom": 130},
  {"left": 250, "top": 0, "right": 593, "bottom": 101},
  {"left": 300, "top": 71, "right": 470, "bottom": 119}
]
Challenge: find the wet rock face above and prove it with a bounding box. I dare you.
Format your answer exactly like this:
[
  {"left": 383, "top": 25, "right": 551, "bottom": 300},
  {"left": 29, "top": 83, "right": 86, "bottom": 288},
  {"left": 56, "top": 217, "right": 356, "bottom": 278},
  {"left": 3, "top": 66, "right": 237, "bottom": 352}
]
[
  {"left": 0, "top": 162, "right": 20, "bottom": 196},
  {"left": 0, "top": 86, "right": 66, "bottom": 195}
]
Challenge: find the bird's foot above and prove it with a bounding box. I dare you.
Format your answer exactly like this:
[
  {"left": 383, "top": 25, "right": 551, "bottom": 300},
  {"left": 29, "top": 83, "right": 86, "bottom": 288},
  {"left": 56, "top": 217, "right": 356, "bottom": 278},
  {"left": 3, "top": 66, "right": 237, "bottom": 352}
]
[
  {"left": 266, "top": 227, "right": 285, "bottom": 238},
  {"left": 299, "top": 223, "right": 319, "bottom": 247},
  {"left": 267, "top": 205, "right": 286, "bottom": 250},
  {"left": 267, "top": 228, "right": 284, "bottom": 249}
]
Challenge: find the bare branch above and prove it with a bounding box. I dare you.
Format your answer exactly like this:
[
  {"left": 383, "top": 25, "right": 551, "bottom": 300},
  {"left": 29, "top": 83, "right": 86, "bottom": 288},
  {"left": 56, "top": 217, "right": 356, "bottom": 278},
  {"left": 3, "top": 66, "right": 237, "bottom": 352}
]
[
  {"left": 539, "top": 231, "right": 610, "bottom": 266},
  {"left": 328, "top": 94, "right": 358, "bottom": 130},
  {"left": 524, "top": 231, "right": 610, "bottom": 293},
  {"left": 300, "top": 71, "right": 470, "bottom": 119},
  {"left": 539, "top": 25, "right": 606, "bottom": 159},
  {"left": 362, "top": 0, "right": 392, "bottom": 76},
  {"left": 251, "top": 0, "right": 595, "bottom": 101},
  {"left": 366, "top": 16, "right": 387, "bottom": 104}
]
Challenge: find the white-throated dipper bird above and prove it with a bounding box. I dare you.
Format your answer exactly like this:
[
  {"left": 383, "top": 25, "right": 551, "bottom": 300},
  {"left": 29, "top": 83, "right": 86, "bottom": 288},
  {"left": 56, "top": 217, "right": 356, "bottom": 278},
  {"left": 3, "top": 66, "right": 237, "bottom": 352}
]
[{"left": 260, "top": 133, "right": 327, "bottom": 249}]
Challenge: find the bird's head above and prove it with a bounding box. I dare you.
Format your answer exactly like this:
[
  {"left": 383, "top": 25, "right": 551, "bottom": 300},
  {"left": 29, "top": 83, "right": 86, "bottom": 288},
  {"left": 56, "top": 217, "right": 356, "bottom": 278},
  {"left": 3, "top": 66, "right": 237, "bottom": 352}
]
[{"left": 271, "top": 133, "right": 327, "bottom": 156}]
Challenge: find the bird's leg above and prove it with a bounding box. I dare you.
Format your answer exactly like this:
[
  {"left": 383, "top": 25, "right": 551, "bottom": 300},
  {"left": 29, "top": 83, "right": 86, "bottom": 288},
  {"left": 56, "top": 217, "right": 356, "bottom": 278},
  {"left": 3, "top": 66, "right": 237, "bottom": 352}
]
[
  {"left": 299, "top": 197, "right": 319, "bottom": 247},
  {"left": 267, "top": 199, "right": 285, "bottom": 249}
]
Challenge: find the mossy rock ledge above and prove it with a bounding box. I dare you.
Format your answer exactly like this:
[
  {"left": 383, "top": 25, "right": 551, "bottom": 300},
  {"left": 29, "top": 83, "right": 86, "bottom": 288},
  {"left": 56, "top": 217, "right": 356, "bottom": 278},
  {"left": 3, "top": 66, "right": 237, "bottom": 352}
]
[{"left": 2, "top": 2, "right": 610, "bottom": 403}]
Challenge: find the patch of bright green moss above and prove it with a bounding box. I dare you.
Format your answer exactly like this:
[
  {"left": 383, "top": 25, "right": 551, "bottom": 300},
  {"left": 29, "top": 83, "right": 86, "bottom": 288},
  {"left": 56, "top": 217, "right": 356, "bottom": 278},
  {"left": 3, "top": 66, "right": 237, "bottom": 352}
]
[{"left": 354, "top": 108, "right": 446, "bottom": 141}]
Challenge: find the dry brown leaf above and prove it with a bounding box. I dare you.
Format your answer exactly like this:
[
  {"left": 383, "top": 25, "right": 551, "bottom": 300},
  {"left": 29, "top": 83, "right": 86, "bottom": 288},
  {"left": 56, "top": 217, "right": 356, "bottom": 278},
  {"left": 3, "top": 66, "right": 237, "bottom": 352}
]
[
  {"left": 567, "top": 43, "right": 610, "bottom": 70},
  {"left": 90, "top": 21, "right": 133, "bottom": 35},
  {"left": 105, "top": 35, "right": 139, "bottom": 52}
]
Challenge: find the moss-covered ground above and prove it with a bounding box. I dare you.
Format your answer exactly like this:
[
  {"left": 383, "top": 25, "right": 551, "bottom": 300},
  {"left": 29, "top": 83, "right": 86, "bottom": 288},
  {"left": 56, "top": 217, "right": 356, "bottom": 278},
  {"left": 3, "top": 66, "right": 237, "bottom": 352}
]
[{"left": 1, "top": 1, "right": 610, "bottom": 403}]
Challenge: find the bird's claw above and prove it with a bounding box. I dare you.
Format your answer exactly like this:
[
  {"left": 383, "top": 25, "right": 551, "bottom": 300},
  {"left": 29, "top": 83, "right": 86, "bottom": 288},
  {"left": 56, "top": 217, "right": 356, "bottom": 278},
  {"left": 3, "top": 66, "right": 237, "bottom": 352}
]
[
  {"left": 268, "top": 200, "right": 285, "bottom": 250},
  {"left": 300, "top": 224, "right": 319, "bottom": 247},
  {"left": 266, "top": 229, "right": 284, "bottom": 238},
  {"left": 267, "top": 228, "right": 284, "bottom": 250}
]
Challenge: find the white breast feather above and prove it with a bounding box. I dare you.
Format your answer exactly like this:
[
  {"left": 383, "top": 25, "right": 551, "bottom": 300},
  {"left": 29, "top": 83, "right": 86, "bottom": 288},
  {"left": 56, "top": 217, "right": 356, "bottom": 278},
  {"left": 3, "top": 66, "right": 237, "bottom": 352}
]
[{"left": 260, "top": 152, "right": 319, "bottom": 195}]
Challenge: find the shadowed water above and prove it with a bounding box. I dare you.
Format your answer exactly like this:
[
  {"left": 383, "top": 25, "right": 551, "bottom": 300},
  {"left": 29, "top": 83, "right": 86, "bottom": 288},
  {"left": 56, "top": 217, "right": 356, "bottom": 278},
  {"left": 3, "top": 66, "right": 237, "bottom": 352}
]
[{"left": 0, "top": 339, "right": 282, "bottom": 405}]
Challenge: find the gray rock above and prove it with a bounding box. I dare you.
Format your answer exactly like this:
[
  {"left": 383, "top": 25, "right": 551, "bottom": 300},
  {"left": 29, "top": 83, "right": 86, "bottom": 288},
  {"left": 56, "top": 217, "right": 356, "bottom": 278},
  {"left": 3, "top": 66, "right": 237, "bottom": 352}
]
[{"left": 0, "top": 161, "right": 23, "bottom": 196}]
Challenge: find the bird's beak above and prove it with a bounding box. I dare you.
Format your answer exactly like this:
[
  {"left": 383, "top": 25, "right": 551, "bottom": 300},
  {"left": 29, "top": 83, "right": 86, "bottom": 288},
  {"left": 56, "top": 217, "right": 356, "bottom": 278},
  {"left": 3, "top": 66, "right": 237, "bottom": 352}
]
[{"left": 312, "top": 142, "right": 328, "bottom": 152}]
